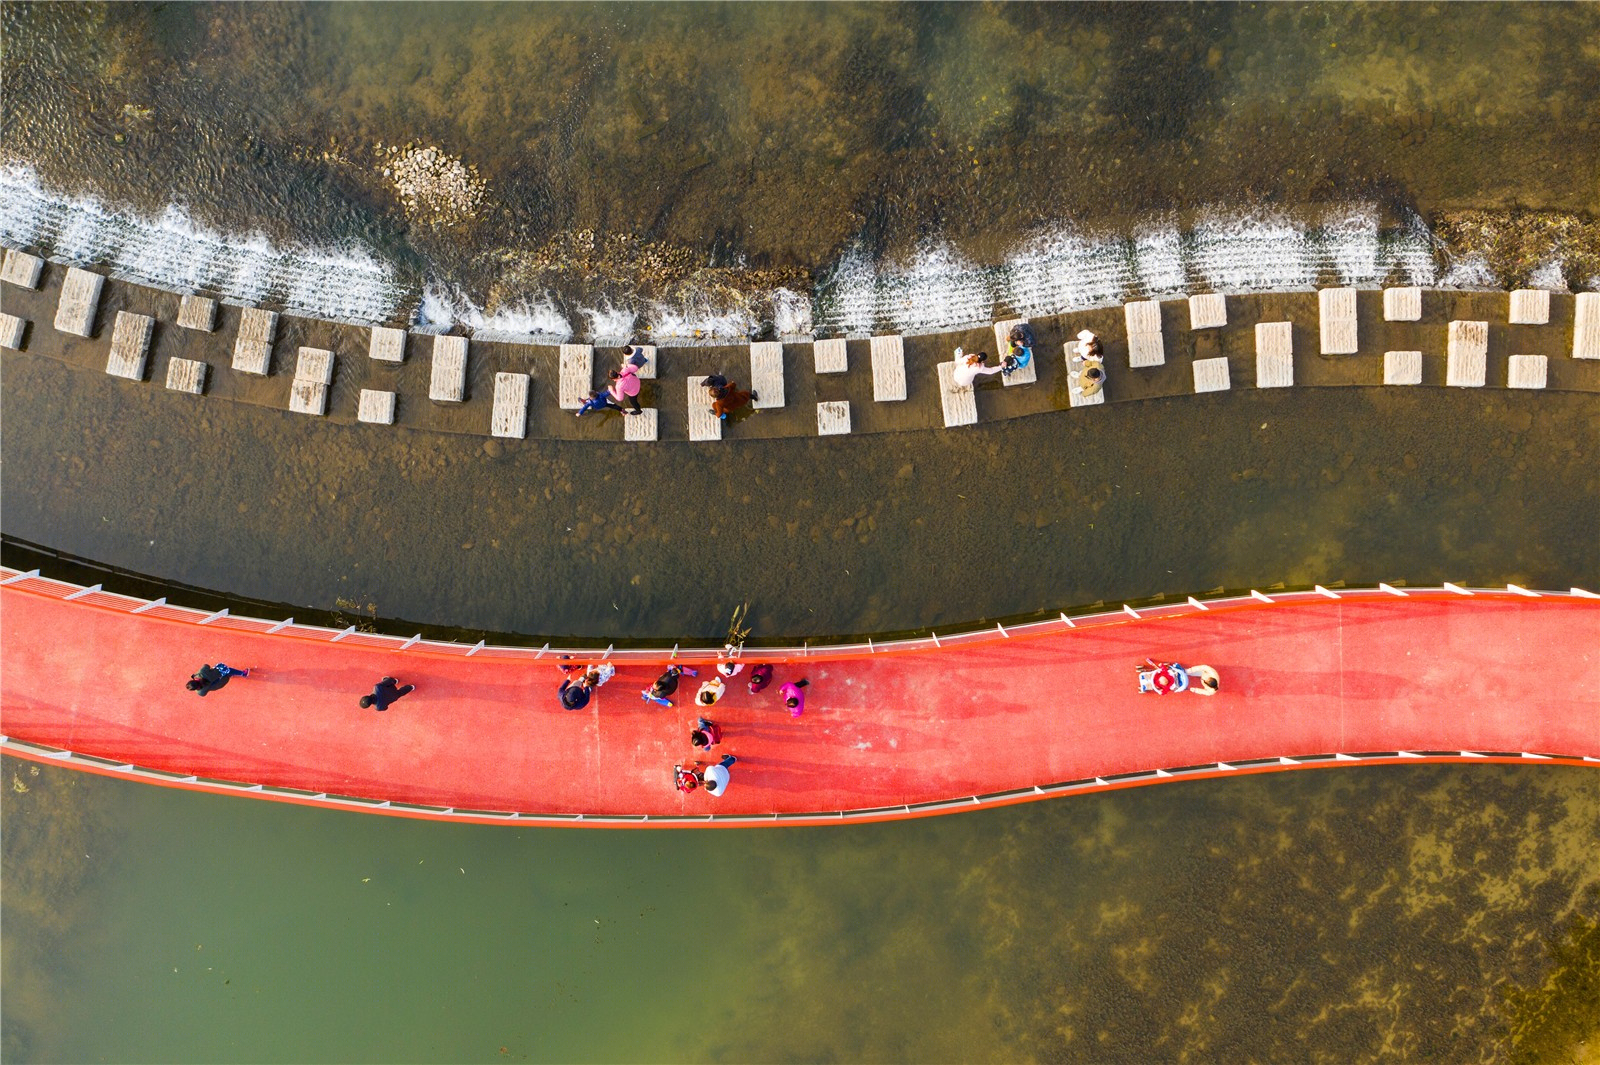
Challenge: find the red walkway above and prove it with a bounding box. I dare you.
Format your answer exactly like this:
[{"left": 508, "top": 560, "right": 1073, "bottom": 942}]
[{"left": 2, "top": 585, "right": 1596, "bottom": 826}]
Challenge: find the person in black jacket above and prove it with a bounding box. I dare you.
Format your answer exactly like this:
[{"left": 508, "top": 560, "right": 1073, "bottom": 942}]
[
  {"left": 360, "top": 676, "right": 415, "bottom": 711},
  {"left": 186, "top": 663, "right": 249, "bottom": 696}
]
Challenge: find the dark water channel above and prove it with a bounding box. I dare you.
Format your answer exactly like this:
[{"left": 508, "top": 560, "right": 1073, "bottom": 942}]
[{"left": 5, "top": 350, "right": 1598, "bottom": 642}]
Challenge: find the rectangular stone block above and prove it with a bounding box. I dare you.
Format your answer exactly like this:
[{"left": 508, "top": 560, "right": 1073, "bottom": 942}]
[
  {"left": 1447, "top": 320, "right": 1488, "bottom": 387},
  {"left": 1508, "top": 289, "right": 1550, "bottom": 325},
  {"left": 369, "top": 325, "right": 407, "bottom": 362},
  {"left": 2, "top": 249, "right": 43, "bottom": 289},
  {"left": 357, "top": 389, "right": 396, "bottom": 425},
  {"left": 1256, "top": 352, "right": 1293, "bottom": 389},
  {"left": 938, "top": 361, "right": 978, "bottom": 426},
  {"left": 0, "top": 313, "right": 26, "bottom": 350},
  {"left": 1384, "top": 350, "right": 1423, "bottom": 385},
  {"left": 54, "top": 267, "right": 103, "bottom": 337},
  {"left": 1193, "top": 357, "right": 1230, "bottom": 393},
  {"left": 294, "top": 347, "right": 335, "bottom": 385},
  {"left": 687, "top": 378, "right": 721, "bottom": 441},
  {"left": 1506, "top": 354, "right": 1548, "bottom": 390},
  {"left": 430, "top": 335, "right": 468, "bottom": 402},
  {"left": 1383, "top": 286, "right": 1421, "bottom": 322},
  {"left": 1255, "top": 321, "right": 1293, "bottom": 359},
  {"left": 870, "top": 335, "right": 907, "bottom": 401},
  {"left": 750, "top": 341, "right": 785, "bottom": 408},
  {"left": 233, "top": 308, "right": 278, "bottom": 375},
  {"left": 1574, "top": 292, "right": 1599, "bottom": 359},
  {"left": 1124, "top": 300, "right": 1165, "bottom": 367},
  {"left": 624, "top": 407, "right": 658, "bottom": 442},
  {"left": 491, "top": 372, "right": 529, "bottom": 438},
  {"left": 813, "top": 338, "right": 848, "bottom": 374},
  {"left": 1188, "top": 293, "right": 1226, "bottom": 330},
  {"left": 816, "top": 400, "right": 851, "bottom": 435},
  {"left": 1319, "top": 287, "right": 1358, "bottom": 354},
  {"left": 164, "top": 357, "right": 208, "bottom": 394},
  {"left": 288, "top": 379, "right": 327, "bottom": 416},
  {"left": 558, "top": 344, "right": 592, "bottom": 410},
  {"left": 105, "top": 311, "right": 153, "bottom": 380},
  {"left": 177, "top": 294, "right": 217, "bottom": 332}
]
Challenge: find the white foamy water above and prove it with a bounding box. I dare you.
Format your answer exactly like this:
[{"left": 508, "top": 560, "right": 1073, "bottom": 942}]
[
  {"left": 813, "top": 204, "right": 1443, "bottom": 336},
  {"left": 416, "top": 281, "right": 570, "bottom": 343},
  {"left": 0, "top": 165, "right": 405, "bottom": 323}
]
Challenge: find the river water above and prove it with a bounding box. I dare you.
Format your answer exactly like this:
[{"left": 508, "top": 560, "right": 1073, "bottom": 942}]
[{"left": 3, "top": 3, "right": 1599, "bottom": 1061}]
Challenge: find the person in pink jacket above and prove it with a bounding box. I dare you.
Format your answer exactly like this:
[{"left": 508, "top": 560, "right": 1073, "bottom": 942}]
[
  {"left": 607, "top": 363, "right": 643, "bottom": 415},
  {"left": 779, "top": 678, "right": 809, "bottom": 717}
]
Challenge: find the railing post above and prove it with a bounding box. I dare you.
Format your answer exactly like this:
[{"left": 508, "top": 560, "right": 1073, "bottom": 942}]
[{"left": 133, "top": 597, "right": 168, "bottom": 614}]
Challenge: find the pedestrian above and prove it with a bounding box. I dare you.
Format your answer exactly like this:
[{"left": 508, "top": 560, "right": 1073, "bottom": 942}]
[
  {"left": 674, "top": 763, "right": 704, "bottom": 793},
  {"left": 951, "top": 347, "right": 1004, "bottom": 388},
  {"left": 557, "top": 655, "right": 583, "bottom": 676},
  {"left": 695, "top": 674, "right": 726, "bottom": 707},
  {"left": 360, "top": 676, "right": 415, "bottom": 711},
  {"left": 690, "top": 716, "right": 723, "bottom": 749},
  {"left": 701, "top": 373, "right": 729, "bottom": 392},
  {"left": 779, "top": 678, "right": 809, "bottom": 717},
  {"left": 716, "top": 648, "right": 745, "bottom": 679},
  {"left": 621, "top": 345, "right": 649, "bottom": 372},
  {"left": 186, "top": 663, "right": 249, "bottom": 696},
  {"left": 576, "top": 387, "right": 625, "bottom": 418},
  {"left": 703, "top": 754, "right": 737, "bottom": 797},
  {"left": 607, "top": 364, "right": 643, "bottom": 415},
  {"left": 747, "top": 663, "right": 774, "bottom": 694},
  {"left": 1077, "top": 357, "right": 1107, "bottom": 397},
  {"left": 710, "top": 380, "right": 757, "bottom": 419},
  {"left": 641, "top": 664, "right": 698, "bottom": 708},
  {"left": 559, "top": 673, "right": 594, "bottom": 710},
  {"left": 1002, "top": 322, "right": 1036, "bottom": 377},
  {"left": 1073, "top": 329, "right": 1104, "bottom": 361},
  {"left": 585, "top": 662, "right": 616, "bottom": 688}
]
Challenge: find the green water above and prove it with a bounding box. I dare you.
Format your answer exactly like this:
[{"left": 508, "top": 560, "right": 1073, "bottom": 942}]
[{"left": 6, "top": 760, "right": 1599, "bottom": 1063}]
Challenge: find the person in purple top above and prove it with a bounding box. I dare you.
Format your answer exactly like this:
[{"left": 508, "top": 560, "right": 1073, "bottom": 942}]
[{"left": 779, "top": 678, "right": 809, "bottom": 717}]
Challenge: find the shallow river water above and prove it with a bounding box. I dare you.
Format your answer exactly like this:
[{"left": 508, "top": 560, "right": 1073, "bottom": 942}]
[{"left": 3, "top": 4, "right": 1599, "bottom": 1061}]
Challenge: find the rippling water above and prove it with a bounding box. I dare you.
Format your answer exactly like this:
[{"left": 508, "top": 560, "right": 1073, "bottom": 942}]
[{"left": 3, "top": 2, "right": 1596, "bottom": 338}]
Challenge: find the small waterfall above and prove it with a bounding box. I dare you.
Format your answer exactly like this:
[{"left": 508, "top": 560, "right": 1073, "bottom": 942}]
[{"left": 0, "top": 165, "right": 406, "bottom": 324}]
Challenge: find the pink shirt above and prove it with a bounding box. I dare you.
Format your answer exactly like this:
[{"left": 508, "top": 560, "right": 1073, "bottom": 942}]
[
  {"left": 779, "top": 682, "right": 806, "bottom": 717},
  {"left": 609, "top": 364, "right": 641, "bottom": 400}
]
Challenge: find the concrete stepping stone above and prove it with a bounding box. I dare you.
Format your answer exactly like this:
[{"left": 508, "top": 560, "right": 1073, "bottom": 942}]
[
  {"left": 1506, "top": 354, "right": 1547, "bottom": 390},
  {"left": 105, "top": 311, "right": 153, "bottom": 380},
  {"left": 870, "top": 335, "right": 907, "bottom": 401},
  {"left": 1446, "top": 320, "right": 1488, "bottom": 387},
  {"left": 430, "top": 335, "right": 468, "bottom": 402},
  {"left": 1508, "top": 289, "right": 1550, "bottom": 325},
  {"left": 750, "top": 342, "right": 785, "bottom": 408},
  {"left": 177, "top": 294, "right": 217, "bottom": 332},
  {"left": 55, "top": 267, "right": 103, "bottom": 337},
  {"left": 813, "top": 338, "right": 847, "bottom": 374},
  {"left": 369, "top": 325, "right": 407, "bottom": 363},
  {"left": 1383, "top": 287, "right": 1421, "bottom": 322},
  {"left": 687, "top": 378, "right": 721, "bottom": 441},
  {"left": 816, "top": 400, "right": 851, "bottom": 435},
  {"left": 1192, "top": 357, "right": 1230, "bottom": 393},
  {"left": 1319, "top": 287, "right": 1358, "bottom": 354},
  {"left": 358, "top": 389, "right": 396, "bottom": 425},
  {"left": 1124, "top": 300, "right": 1164, "bottom": 367},
  {"left": 558, "top": 344, "right": 592, "bottom": 410},
  {"left": 624, "top": 407, "right": 658, "bottom": 442},
  {"left": 1255, "top": 322, "right": 1293, "bottom": 388},
  {"left": 165, "top": 357, "right": 208, "bottom": 395},
  {"left": 491, "top": 372, "right": 529, "bottom": 438},
  {"left": 1384, "top": 351, "right": 1422, "bottom": 385},
  {"left": 938, "top": 361, "right": 977, "bottom": 426},
  {"left": 233, "top": 308, "right": 278, "bottom": 375},
  {"left": 994, "top": 318, "right": 1036, "bottom": 385},
  {"left": 1188, "top": 293, "right": 1226, "bottom": 330},
  {"left": 1, "top": 249, "right": 43, "bottom": 289}
]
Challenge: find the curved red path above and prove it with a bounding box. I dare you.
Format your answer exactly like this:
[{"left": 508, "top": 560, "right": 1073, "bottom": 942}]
[{"left": 2, "top": 587, "right": 1596, "bottom": 825}]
